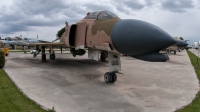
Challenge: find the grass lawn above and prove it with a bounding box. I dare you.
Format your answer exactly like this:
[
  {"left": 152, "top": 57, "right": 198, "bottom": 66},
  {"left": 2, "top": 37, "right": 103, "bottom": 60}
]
[
  {"left": 176, "top": 50, "right": 200, "bottom": 112},
  {"left": 0, "top": 69, "right": 53, "bottom": 112}
]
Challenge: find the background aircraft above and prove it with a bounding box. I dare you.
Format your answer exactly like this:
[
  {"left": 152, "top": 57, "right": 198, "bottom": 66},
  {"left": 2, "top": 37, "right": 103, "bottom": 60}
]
[
  {"left": 165, "top": 38, "right": 188, "bottom": 55},
  {"left": 23, "top": 10, "right": 176, "bottom": 83},
  {"left": 0, "top": 37, "right": 50, "bottom": 51}
]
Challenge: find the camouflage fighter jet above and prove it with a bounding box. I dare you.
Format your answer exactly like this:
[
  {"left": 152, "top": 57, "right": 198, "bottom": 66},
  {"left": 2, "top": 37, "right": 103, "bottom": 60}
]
[{"left": 24, "top": 10, "right": 176, "bottom": 83}]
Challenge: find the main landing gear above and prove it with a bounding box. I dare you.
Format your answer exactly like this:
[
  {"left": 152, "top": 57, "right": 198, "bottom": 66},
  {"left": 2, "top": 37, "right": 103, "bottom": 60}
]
[
  {"left": 41, "top": 46, "right": 46, "bottom": 62},
  {"left": 49, "top": 53, "right": 55, "bottom": 60},
  {"left": 32, "top": 46, "right": 56, "bottom": 61},
  {"left": 49, "top": 46, "right": 55, "bottom": 60},
  {"left": 104, "top": 72, "right": 117, "bottom": 83},
  {"left": 33, "top": 45, "right": 41, "bottom": 58},
  {"left": 33, "top": 53, "right": 37, "bottom": 58}
]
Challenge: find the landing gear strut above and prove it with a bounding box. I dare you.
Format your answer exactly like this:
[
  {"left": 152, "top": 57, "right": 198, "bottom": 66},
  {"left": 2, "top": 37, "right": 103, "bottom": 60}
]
[
  {"left": 49, "top": 46, "right": 55, "bottom": 60},
  {"left": 41, "top": 46, "right": 46, "bottom": 62},
  {"left": 33, "top": 53, "right": 37, "bottom": 58},
  {"left": 32, "top": 45, "right": 41, "bottom": 58},
  {"left": 104, "top": 72, "right": 117, "bottom": 83},
  {"left": 174, "top": 51, "right": 176, "bottom": 55},
  {"left": 100, "top": 52, "right": 107, "bottom": 62},
  {"left": 105, "top": 52, "right": 121, "bottom": 83}
]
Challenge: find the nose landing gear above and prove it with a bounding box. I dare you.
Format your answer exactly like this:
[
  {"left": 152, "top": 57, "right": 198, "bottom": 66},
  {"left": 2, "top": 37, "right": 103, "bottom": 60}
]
[
  {"left": 104, "top": 72, "right": 117, "bottom": 83},
  {"left": 104, "top": 52, "right": 121, "bottom": 83}
]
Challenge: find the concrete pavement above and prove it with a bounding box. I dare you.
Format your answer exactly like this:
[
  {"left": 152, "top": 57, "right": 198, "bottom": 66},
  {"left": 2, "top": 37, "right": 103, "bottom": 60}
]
[
  {"left": 189, "top": 49, "right": 200, "bottom": 58},
  {"left": 4, "top": 50, "right": 199, "bottom": 112}
]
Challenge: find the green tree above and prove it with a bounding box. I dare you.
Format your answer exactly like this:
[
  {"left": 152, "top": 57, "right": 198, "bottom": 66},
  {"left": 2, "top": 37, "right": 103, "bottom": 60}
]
[
  {"left": 56, "top": 27, "right": 65, "bottom": 38},
  {"left": 5, "top": 37, "right": 11, "bottom": 41},
  {"left": 179, "top": 37, "right": 184, "bottom": 40},
  {"left": 0, "top": 50, "right": 5, "bottom": 68}
]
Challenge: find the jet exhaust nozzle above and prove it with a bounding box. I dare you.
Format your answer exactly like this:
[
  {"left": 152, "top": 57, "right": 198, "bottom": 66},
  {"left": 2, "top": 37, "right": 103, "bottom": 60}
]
[{"left": 131, "top": 52, "right": 168, "bottom": 62}]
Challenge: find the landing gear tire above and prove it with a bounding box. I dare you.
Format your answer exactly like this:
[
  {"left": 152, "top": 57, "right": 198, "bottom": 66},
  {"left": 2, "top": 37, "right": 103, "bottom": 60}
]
[
  {"left": 104, "top": 72, "right": 117, "bottom": 83},
  {"left": 174, "top": 51, "right": 176, "bottom": 55},
  {"left": 104, "top": 72, "right": 112, "bottom": 83},
  {"left": 42, "top": 53, "right": 46, "bottom": 61},
  {"left": 49, "top": 54, "right": 55, "bottom": 60},
  {"left": 111, "top": 73, "right": 117, "bottom": 83},
  {"left": 33, "top": 53, "right": 37, "bottom": 58}
]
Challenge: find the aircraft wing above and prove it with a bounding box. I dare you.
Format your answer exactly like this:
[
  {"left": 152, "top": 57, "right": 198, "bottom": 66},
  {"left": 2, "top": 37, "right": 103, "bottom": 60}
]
[
  {"left": 184, "top": 40, "right": 190, "bottom": 42},
  {"left": 37, "top": 40, "right": 51, "bottom": 42},
  {"left": 20, "top": 41, "right": 66, "bottom": 47}
]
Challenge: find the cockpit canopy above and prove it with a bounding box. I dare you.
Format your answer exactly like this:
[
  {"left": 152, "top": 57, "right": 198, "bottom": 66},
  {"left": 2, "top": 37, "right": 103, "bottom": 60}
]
[{"left": 84, "top": 11, "right": 120, "bottom": 20}]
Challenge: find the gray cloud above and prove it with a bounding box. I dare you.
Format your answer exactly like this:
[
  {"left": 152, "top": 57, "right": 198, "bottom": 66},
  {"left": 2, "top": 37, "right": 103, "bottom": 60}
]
[
  {"left": 161, "top": 0, "right": 194, "bottom": 12},
  {"left": 112, "top": 0, "right": 162, "bottom": 15},
  {"left": 0, "top": 0, "right": 89, "bottom": 35},
  {"left": 0, "top": 0, "right": 165, "bottom": 35},
  {"left": 0, "top": 23, "right": 28, "bottom": 34},
  {"left": 109, "top": 0, "right": 145, "bottom": 15},
  {"left": 84, "top": 4, "right": 111, "bottom": 11},
  {"left": 124, "top": 0, "right": 145, "bottom": 10},
  {"left": 0, "top": 0, "right": 199, "bottom": 40},
  {"left": 144, "top": 0, "right": 157, "bottom": 6}
]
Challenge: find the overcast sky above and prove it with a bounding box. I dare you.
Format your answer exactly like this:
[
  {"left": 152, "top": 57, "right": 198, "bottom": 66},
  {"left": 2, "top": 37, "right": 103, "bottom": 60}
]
[{"left": 0, "top": 0, "right": 199, "bottom": 45}]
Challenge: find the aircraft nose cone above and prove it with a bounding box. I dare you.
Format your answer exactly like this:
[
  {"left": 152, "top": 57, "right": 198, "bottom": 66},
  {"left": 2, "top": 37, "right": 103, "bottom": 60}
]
[
  {"left": 111, "top": 19, "right": 176, "bottom": 55},
  {"left": 177, "top": 40, "right": 188, "bottom": 47}
]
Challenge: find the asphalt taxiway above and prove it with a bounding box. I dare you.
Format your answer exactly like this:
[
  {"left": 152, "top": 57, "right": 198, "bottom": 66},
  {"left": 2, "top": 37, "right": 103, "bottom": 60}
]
[{"left": 4, "top": 50, "right": 199, "bottom": 112}]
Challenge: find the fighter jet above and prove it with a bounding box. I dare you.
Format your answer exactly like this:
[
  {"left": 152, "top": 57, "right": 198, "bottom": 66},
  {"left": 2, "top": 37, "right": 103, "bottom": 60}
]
[
  {"left": 0, "top": 37, "right": 50, "bottom": 51},
  {"left": 166, "top": 39, "right": 188, "bottom": 55},
  {"left": 24, "top": 10, "right": 176, "bottom": 83}
]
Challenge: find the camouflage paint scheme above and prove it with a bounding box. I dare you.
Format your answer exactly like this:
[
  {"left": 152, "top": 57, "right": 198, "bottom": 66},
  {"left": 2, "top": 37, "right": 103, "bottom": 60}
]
[
  {"left": 20, "top": 10, "right": 176, "bottom": 83},
  {"left": 27, "top": 10, "right": 176, "bottom": 58},
  {"left": 54, "top": 11, "right": 121, "bottom": 53}
]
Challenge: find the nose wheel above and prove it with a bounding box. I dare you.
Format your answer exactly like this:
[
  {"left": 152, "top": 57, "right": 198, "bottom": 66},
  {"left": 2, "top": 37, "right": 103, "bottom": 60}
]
[{"left": 104, "top": 72, "right": 117, "bottom": 83}]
